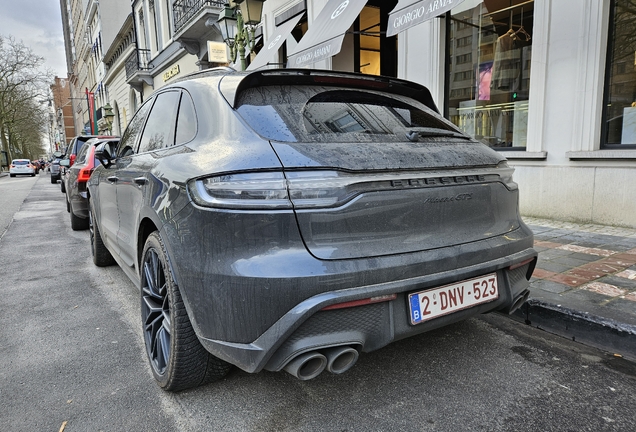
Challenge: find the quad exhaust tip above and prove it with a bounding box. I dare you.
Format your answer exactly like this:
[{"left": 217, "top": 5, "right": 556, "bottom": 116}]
[
  {"left": 283, "top": 346, "right": 360, "bottom": 380},
  {"left": 508, "top": 290, "right": 530, "bottom": 314},
  {"left": 283, "top": 351, "right": 327, "bottom": 381},
  {"left": 323, "top": 346, "right": 359, "bottom": 374}
]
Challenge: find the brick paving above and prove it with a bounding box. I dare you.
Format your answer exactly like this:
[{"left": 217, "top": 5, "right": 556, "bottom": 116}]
[
  {"left": 513, "top": 217, "right": 636, "bottom": 359},
  {"left": 524, "top": 216, "right": 636, "bottom": 309}
]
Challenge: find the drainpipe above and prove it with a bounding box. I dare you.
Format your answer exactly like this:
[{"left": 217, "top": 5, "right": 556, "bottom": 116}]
[{"left": 131, "top": 0, "right": 144, "bottom": 104}]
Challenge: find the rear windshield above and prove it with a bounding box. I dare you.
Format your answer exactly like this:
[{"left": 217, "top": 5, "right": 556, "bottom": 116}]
[
  {"left": 236, "top": 86, "right": 460, "bottom": 143},
  {"left": 12, "top": 160, "right": 29, "bottom": 165}
]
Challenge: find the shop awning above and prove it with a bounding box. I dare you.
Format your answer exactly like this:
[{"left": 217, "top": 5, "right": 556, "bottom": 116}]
[
  {"left": 247, "top": 13, "right": 304, "bottom": 71},
  {"left": 287, "top": 0, "right": 369, "bottom": 68},
  {"left": 386, "top": 0, "right": 465, "bottom": 37}
]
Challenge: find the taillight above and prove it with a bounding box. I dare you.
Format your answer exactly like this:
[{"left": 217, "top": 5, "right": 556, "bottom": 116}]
[
  {"left": 70, "top": 154, "right": 76, "bottom": 166},
  {"left": 189, "top": 172, "right": 290, "bottom": 209},
  {"left": 188, "top": 171, "right": 358, "bottom": 210},
  {"left": 77, "top": 168, "right": 93, "bottom": 182},
  {"left": 188, "top": 168, "right": 503, "bottom": 210},
  {"left": 77, "top": 157, "right": 96, "bottom": 182}
]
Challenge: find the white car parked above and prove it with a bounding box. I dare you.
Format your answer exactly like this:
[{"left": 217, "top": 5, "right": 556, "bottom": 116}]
[{"left": 9, "top": 159, "right": 35, "bottom": 177}]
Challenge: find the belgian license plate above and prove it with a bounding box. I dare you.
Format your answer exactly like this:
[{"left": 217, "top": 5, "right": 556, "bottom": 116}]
[{"left": 408, "top": 274, "right": 498, "bottom": 325}]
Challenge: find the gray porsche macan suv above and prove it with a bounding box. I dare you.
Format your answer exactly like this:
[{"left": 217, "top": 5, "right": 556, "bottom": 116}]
[{"left": 87, "top": 68, "right": 537, "bottom": 391}]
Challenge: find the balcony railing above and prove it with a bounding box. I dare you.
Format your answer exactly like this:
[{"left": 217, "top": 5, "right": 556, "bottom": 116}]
[
  {"left": 125, "top": 49, "right": 153, "bottom": 80},
  {"left": 173, "top": 0, "right": 225, "bottom": 35}
]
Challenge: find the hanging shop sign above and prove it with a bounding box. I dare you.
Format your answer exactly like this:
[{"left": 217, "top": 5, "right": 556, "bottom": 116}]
[
  {"left": 387, "top": 0, "right": 466, "bottom": 37},
  {"left": 248, "top": 13, "right": 304, "bottom": 70},
  {"left": 287, "top": 0, "right": 369, "bottom": 68},
  {"left": 208, "top": 41, "right": 229, "bottom": 63}
]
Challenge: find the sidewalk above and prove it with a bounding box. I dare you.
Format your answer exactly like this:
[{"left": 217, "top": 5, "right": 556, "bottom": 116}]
[{"left": 512, "top": 217, "right": 636, "bottom": 360}]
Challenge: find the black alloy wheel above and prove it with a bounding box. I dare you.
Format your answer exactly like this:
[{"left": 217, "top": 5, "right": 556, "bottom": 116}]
[
  {"left": 141, "top": 243, "right": 171, "bottom": 376},
  {"left": 140, "top": 232, "right": 231, "bottom": 391}
]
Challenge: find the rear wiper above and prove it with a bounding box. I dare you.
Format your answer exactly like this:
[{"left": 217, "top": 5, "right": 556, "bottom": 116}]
[{"left": 401, "top": 127, "right": 471, "bottom": 142}]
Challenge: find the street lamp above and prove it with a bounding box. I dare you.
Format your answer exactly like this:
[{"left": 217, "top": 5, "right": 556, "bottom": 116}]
[
  {"left": 217, "top": 1, "right": 265, "bottom": 71},
  {"left": 102, "top": 103, "right": 115, "bottom": 134}
]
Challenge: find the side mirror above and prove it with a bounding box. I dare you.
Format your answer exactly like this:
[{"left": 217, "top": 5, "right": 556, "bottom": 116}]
[
  {"left": 59, "top": 159, "right": 70, "bottom": 168},
  {"left": 95, "top": 142, "right": 115, "bottom": 168}
]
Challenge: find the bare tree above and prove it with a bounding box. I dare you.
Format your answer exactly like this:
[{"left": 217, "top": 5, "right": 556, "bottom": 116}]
[{"left": 0, "top": 35, "right": 52, "bottom": 163}]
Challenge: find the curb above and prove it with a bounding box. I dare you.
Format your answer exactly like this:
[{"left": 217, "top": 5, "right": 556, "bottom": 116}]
[{"left": 508, "top": 299, "right": 636, "bottom": 361}]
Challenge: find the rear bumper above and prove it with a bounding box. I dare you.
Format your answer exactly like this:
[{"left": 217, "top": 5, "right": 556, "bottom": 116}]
[
  {"left": 9, "top": 169, "right": 35, "bottom": 175},
  {"left": 162, "top": 205, "right": 536, "bottom": 373},
  {"left": 197, "top": 248, "right": 536, "bottom": 373},
  {"left": 70, "top": 191, "right": 89, "bottom": 218}
]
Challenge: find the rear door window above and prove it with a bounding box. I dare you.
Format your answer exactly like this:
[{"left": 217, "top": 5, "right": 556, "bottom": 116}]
[
  {"left": 138, "top": 91, "right": 181, "bottom": 153},
  {"left": 117, "top": 98, "right": 153, "bottom": 157},
  {"left": 75, "top": 143, "right": 91, "bottom": 164},
  {"left": 175, "top": 92, "right": 197, "bottom": 145},
  {"left": 236, "top": 86, "right": 460, "bottom": 143}
]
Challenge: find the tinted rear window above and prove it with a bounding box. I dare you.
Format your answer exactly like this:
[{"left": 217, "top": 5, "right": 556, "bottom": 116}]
[
  {"left": 13, "top": 160, "right": 29, "bottom": 165},
  {"left": 236, "top": 86, "right": 459, "bottom": 143}
]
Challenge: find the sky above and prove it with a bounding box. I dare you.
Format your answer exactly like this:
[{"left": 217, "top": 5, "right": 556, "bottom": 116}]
[{"left": 0, "top": 0, "right": 68, "bottom": 78}]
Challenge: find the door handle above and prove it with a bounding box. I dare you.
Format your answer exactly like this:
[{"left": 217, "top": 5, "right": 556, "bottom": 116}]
[
  {"left": 107, "top": 176, "right": 118, "bottom": 183},
  {"left": 134, "top": 177, "right": 148, "bottom": 186}
]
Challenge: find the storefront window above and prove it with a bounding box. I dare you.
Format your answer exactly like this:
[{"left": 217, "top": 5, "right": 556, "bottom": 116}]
[
  {"left": 448, "top": 1, "right": 533, "bottom": 149},
  {"left": 602, "top": 0, "right": 636, "bottom": 148}
]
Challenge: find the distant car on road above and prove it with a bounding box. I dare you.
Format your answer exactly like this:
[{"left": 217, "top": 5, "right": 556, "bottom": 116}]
[
  {"left": 61, "top": 137, "right": 119, "bottom": 230},
  {"left": 88, "top": 68, "right": 537, "bottom": 392},
  {"left": 49, "top": 152, "right": 63, "bottom": 183},
  {"left": 9, "top": 159, "right": 35, "bottom": 177}
]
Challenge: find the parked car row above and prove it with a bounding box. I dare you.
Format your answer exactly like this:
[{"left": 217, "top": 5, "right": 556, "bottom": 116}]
[
  {"left": 73, "top": 68, "right": 537, "bottom": 393},
  {"left": 60, "top": 137, "right": 120, "bottom": 230}
]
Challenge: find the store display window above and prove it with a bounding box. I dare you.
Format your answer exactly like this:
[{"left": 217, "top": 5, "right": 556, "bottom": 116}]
[
  {"left": 447, "top": 0, "right": 533, "bottom": 149},
  {"left": 602, "top": 0, "right": 636, "bottom": 148}
]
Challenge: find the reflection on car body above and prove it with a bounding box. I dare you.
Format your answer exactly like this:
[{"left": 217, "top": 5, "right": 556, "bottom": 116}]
[{"left": 87, "top": 68, "right": 537, "bottom": 391}]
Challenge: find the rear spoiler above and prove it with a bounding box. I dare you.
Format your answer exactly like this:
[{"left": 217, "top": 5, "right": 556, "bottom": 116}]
[{"left": 219, "top": 69, "right": 440, "bottom": 114}]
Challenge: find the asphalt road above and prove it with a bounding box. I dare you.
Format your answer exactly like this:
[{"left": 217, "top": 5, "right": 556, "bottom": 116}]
[{"left": 1, "top": 173, "right": 635, "bottom": 432}]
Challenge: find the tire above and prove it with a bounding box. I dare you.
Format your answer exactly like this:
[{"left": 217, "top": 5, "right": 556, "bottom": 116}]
[
  {"left": 66, "top": 194, "right": 70, "bottom": 213},
  {"left": 70, "top": 208, "right": 89, "bottom": 230},
  {"left": 60, "top": 180, "right": 66, "bottom": 193},
  {"left": 141, "top": 232, "right": 231, "bottom": 391},
  {"left": 50, "top": 176, "right": 56, "bottom": 184},
  {"left": 10, "top": 174, "right": 15, "bottom": 177},
  {"left": 89, "top": 205, "right": 115, "bottom": 266}
]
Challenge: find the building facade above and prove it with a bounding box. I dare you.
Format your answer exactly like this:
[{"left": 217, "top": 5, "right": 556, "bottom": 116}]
[
  {"left": 395, "top": 0, "right": 636, "bottom": 228},
  {"left": 254, "top": 0, "right": 636, "bottom": 228},
  {"left": 59, "top": 0, "right": 636, "bottom": 228},
  {"left": 50, "top": 77, "right": 76, "bottom": 152}
]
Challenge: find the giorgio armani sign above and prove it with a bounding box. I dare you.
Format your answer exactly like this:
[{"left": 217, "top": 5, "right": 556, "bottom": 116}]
[
  {"left": 387, "top": 0, "right": 465, "bottom": 37},
  {"left": 287, "top": 0, "right": 368, "bottom": 68}
]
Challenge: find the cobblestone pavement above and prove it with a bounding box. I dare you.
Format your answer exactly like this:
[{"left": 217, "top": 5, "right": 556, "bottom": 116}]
[{"left": 516, "top": 217, "right": 636, "bottom": 360}]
